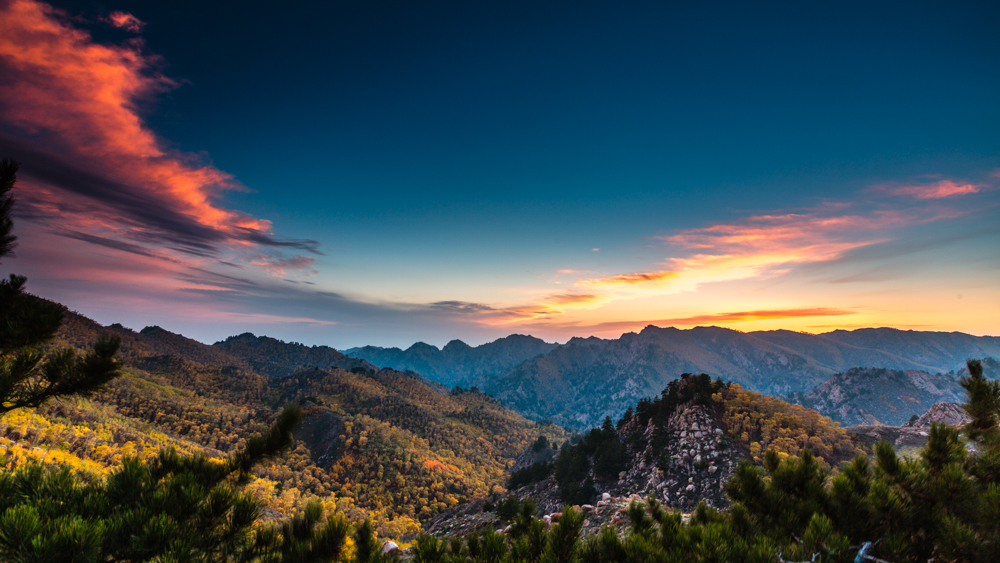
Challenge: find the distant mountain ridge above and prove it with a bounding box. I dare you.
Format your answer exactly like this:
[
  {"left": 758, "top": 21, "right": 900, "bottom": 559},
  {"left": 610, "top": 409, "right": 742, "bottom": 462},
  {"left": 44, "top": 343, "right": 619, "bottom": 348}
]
[
  {"left": 215, "top": 332, "right": 376, "bottom": 377},
  {"left": 797, "top": 358, "right": 999, "bottom": 426},
  {"left": 798, "top": 367, "right": 966, "bottom": 426},
  {"left": 343, "top": 334, "right": 558, "bottom": 386},
  {"left": 346, "top": 325, "right": 1000, "bottom": 429}
]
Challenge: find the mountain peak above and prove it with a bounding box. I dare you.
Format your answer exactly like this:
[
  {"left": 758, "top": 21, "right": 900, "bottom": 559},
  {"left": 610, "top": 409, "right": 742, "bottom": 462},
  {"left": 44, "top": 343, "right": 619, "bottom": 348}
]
[
  {"left": 443, "top": 339, "right": 471, "bottom": 352},
  {"left": 406, "top": 342, "right": 440, "bottom": 353}
]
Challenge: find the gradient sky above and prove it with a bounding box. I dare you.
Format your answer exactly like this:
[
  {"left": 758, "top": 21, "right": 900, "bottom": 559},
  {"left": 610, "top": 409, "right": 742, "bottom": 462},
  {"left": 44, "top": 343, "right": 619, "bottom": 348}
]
[{"left": 1, "top": 0, "right": 998, "bottom": 348}]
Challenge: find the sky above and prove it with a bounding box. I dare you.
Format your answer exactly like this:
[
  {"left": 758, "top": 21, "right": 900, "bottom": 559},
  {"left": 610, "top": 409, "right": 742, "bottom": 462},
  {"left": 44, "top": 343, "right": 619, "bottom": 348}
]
[{"left": 0, "top": 0, "right": 998, "bottom": 348}]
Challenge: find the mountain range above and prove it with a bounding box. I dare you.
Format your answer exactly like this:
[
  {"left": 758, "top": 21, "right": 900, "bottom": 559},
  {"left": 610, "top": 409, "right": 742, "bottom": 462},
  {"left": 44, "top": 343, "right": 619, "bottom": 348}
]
[
  {"left": 343, "top": 334, "right": 558, "bottom": 386},
  {"left": 345, "top": 325, "right": 1000, "bottom": 429},
  {"left": 798, "top": 358, "right": 1000, "bottom": 426}
]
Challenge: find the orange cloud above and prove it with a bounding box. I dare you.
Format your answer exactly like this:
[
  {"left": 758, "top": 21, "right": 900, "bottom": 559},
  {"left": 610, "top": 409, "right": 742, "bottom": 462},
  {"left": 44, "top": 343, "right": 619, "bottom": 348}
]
[
  {"left": 578, "top": 201, "right": 964, "bottom": 295},
  {"left": 660, "top": 307, "right": 854, "bottom": 325},
  {"left": 105, "top": 11, "right": 145, "bottom": 33},
  {"left": 581, "top": 270, "right": 676, "bottom": 287},
  {"left": 0, "top": 0, "right": 318, "bottom": 262},
  {"left": 543, "top": 292, "right": 601, "bottom": 307},
  {"left": 505, "top": 307, "right": 857, "bottom": 334},
  {"left": 466, "top": 292, "right": 607, "bottom": 326}
]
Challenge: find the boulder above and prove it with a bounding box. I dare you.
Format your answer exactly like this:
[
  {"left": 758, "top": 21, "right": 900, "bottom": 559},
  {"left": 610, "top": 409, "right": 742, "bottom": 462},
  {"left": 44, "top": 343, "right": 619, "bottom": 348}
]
[{"left": 381, "top": 541, "right": 400, "bottom": 555}]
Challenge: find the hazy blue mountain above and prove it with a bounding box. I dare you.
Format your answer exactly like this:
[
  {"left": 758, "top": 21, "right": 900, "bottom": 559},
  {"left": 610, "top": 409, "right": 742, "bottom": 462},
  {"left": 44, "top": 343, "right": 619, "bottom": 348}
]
[
  {"left": 798, "top": 367, "right": 967, "bottom": 426},
  {"left": 468, "top": 326, "right": 1000, "bottom": 429},
  {"left": 343, "top": 334, "right": 558, "bottom": 386},
  {"left": 795, "top": 357, "right": 998, "bottom": 426}
]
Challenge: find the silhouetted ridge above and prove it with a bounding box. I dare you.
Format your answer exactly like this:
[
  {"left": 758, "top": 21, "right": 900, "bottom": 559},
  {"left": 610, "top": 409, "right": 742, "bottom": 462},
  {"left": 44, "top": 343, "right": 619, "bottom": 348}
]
[{"left": 214, "top": 333, "right": 375, "bottom": 377}]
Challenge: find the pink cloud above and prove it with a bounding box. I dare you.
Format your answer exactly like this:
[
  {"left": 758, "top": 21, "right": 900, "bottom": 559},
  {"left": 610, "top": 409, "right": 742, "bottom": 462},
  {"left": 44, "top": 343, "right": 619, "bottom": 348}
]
[
  {"left": 105, "top": 11, "right": 145, "bottom": 33},
  {"left": 885, "top": 180, "right": 982, "bottom": 199}
]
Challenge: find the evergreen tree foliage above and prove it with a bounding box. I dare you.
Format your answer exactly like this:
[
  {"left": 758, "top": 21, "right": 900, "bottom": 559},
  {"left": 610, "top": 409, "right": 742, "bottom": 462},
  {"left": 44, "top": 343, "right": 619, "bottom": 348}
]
[
  {"left": 0, "top": 158, "right": 123, "bottom": 415},
  {"left": 0, "top": 405, "right": 358, "bottom": 561},
  {"left": 0, "top": 158, "right": 18, "bottom": 259}
]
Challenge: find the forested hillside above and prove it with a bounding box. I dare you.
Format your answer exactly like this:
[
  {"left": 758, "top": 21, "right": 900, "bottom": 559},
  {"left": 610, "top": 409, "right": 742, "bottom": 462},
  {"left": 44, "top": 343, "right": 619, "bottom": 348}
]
[
  {"left": 2, "top": 308, "right": 566, "bottom": 539},
  {"left": 215, "top": 332, "right": 376, "bottom": 377}
]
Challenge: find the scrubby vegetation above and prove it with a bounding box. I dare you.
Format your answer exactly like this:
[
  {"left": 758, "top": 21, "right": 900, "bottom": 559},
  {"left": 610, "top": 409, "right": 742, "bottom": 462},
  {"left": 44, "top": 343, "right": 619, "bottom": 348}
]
[{"left": 719, "top": 383, "right": 857, "bottom": 466}]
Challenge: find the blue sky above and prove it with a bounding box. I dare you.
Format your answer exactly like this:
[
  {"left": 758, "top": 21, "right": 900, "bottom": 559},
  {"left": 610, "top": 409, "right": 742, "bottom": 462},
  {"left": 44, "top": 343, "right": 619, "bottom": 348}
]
[{"left": 1, "top": 0, "right": 997, "bottom": 347}]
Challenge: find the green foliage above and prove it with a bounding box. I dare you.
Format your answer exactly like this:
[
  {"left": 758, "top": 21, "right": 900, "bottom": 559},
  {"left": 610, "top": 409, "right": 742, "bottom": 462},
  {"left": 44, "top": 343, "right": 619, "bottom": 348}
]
[
  {"left": 961, "top": 359, "right": 1000, "bottom": 442},
  {"left": 532, "top": 435, "right": 550, "bottom": 452},
  {"left": 508, "top": 461, "right": 553, "bottom": 490},
  {"left": 551, "top": 417, "right": 624, "bottom": 504},
  {"left": 496, "top": 496, "right": 524, "bottom": 522},
  {"left": 630, "top": 373, "right": 726, "bottom": 430}
]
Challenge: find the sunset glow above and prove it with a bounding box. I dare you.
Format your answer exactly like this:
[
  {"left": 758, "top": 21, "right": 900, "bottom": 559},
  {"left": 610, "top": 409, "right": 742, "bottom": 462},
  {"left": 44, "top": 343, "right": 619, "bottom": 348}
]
[{"left": 1, "top": 0, "right": 997, "bottom": 347}]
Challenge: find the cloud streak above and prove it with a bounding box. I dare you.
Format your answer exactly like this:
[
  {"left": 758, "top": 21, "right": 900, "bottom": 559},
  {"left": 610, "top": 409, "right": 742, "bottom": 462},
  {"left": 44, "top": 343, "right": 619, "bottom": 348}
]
[
  {"left": 489, "top": 307, "right": 858, "bottom": 335},
  {"left": 575, "top": 198, "right": 969, "bottom": 297},
  {"left": 880, "top": 180, "right": 983, "bottom": 200}
]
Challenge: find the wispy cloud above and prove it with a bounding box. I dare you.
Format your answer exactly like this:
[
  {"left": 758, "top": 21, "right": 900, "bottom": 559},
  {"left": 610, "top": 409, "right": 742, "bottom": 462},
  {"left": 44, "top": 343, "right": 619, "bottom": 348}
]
[
  {"left": 878, "top": 179, "right": 983, "bottom": 199},
  {"left": 580, "top": 270, "right": 676, "bottom": 288},
  {"left": 499, "top": 307, "right": 857, "bottom": 335},
  {"left": 574, "top": 198, "right": 969, "bottom": 298},
  {"left": 661, "top": 307, "right": 853, "bottom": 325},
  {"left": 248, "top": 254, "right": 318, "bottom": 277}
]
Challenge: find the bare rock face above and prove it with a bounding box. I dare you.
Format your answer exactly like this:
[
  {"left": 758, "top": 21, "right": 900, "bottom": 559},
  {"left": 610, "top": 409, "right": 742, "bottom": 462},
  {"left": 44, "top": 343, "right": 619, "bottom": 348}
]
[
  {"left": 911, "top": 402, "right": 970, "bottom": 428},
  {"left": 610, "top": 404, "right": 743, "bottom": 511}
]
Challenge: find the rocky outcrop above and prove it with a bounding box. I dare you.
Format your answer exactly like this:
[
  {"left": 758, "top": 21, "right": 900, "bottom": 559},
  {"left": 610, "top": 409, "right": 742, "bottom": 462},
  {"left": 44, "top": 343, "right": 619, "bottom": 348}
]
[
  {"left": 909, "top": 402, "right": 970, "bottom": 428},
  {"left": 292, "top": 405, "right": 345, "bottom": 469},
  {"left": 847, "top": 402, "right": 970, "bottom": 451},
  {"left": 427, "top": 400, "right": 743, "bottom": 538},
  {"left": 612, "top": 404, "right": 743, "bottom": 511}
]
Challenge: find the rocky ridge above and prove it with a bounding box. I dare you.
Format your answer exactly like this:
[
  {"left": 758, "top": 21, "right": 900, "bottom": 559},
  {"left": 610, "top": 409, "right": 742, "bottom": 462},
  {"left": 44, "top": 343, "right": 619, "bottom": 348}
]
[
  {"left": 427, "top": 401, "right": 741, "bottom": 538},
  {"left": 846, "top": 402, "right": 971, "bottom": 451},
  {"left": 622, "top": 404, "right": 743, "bottom": 511}
]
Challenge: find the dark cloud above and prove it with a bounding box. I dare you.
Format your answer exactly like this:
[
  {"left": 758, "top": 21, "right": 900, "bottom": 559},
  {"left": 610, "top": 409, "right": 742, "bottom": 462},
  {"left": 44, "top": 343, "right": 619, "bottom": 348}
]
[
  {"left": 0, "top": 135, "right": 322, "bottom": 258},
  {"left": 428, "top": 301, "right": 496, "bottom": 314},
  {"left": 54, "top": 229, "right": 178, "bottom": 262}
]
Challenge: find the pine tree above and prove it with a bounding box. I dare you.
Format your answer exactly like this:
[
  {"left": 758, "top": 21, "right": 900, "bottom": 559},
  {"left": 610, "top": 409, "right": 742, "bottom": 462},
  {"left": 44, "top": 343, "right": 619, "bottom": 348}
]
[{"left": 0, "top": 158, "right": 122, "bottom": 415}]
